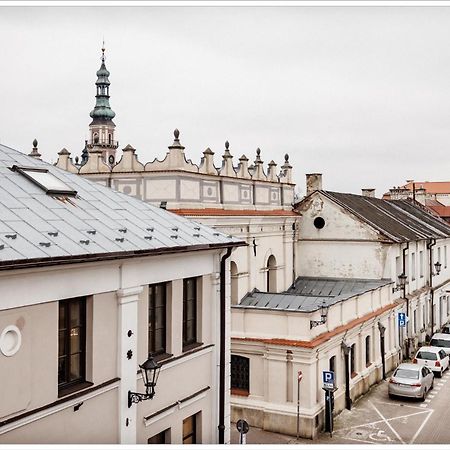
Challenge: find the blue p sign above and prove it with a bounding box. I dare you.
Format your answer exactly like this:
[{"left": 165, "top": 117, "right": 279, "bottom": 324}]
[
  {"left": 398, "top": 312, "right": 406, "bottom": 327},
  {"left": 323, "top": 370, "right": 335, "bottom": 389}
]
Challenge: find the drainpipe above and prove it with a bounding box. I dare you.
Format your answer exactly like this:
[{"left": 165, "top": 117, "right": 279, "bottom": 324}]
[
  {"left": 292, "top": 221, "right": 297, "bottom": 283},
  {"left": 341, "top": 341, "right": 352, "bottom": 410},
  {"left": 378, "top": 321, "right": 386, "bottom": 380},
  {"left": 219, "top": 247, "right": 232, "bottom": 444},
  {"left": 402, "top": 242, "right": 409, "bottom": 358},
  {"left": 427, "top": 239, "right": 436, "bottom": 337}
]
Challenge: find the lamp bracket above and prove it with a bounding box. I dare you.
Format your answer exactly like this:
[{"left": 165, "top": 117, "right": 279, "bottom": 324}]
[{"left": 128, "top": 390, "right": 155, "bottom": 408}]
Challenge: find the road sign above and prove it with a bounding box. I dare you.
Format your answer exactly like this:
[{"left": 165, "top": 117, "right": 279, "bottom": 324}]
[
  {"left": 322, "top": 370, "right": 335, "bottom": 389},
  {"left": 236, "top": 419, "right": 249, "bottom": 435},
  {"left": 298, "top": 370, "right": 303, "bottom": 382},
  {"left": 398, "top": 312, "right": 406, "bottom": 327}
]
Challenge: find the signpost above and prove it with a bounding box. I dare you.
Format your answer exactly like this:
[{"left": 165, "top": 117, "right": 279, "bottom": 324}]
[
  {"left": 398, "top": 312, "right": 406, "bottom": 327},
  {"left": 296, "top": 370, "right": 302, "bottom": 439},
  {"left": 236, "top": 419, "right": 249, "bottom": 444},
  {"left": 322, "top": 371, "right": 336, "bottom": 437}
]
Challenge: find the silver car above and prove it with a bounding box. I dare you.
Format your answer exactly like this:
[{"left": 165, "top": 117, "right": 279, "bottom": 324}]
[{"left": 388, "top": 363, "right": 434, "bottom": 401}]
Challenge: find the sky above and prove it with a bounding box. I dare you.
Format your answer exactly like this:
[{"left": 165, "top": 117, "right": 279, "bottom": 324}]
[{"left": 0, "top": 4, "right": 449, "bottom": 197}]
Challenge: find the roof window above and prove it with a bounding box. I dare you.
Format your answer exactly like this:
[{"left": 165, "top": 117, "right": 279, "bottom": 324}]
[{"left": 11, "top": 165, "right": 77, "bottom": 196}]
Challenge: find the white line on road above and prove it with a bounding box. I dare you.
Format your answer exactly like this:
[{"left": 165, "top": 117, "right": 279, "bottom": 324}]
[
  {"left": 419, "top": 404, "right": 427, "bottom": 408},
  {"left": 336, "top": 409, "right": 430, "bottom": 432},
  {"left": 409, "top": 410, "right": 434, "bottom": 444},
  {"left": 368, "top": 400, "right": 405, "bottom": 444},
  {"left": 425, "top": 399, "right": 431, "bottom": 403}
]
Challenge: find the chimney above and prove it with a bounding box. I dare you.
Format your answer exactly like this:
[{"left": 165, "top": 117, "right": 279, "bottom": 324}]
[
  {"left": 361, "top": 188, "right": 375, "bottom": 198},
  {"left": 306, "top": 173, "right": 322, "bottom": 195}
]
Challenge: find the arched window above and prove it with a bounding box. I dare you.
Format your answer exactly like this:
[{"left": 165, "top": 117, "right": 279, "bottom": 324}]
[
  {"left": 231, "top": 355, "right": 249, "bottom": 395},
  {"left": 267, "top": 255, "right": 277, "bottom": 293},
  {"left": 230, "top": 261, "right": 239, "bottom": 305},
  {"left": 108, "top": 133, "right": 112, "bottom": 145},
  {"left": 93, "top": 133, "right": 99, "bottom": 144}
]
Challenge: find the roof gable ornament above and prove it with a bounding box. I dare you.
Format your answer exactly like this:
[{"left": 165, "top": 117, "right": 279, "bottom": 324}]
[
  {"left": 28, "top": 139, "right": 41, "bottom": 159},
  {"left": 219, "top": 140, "right": 236, "bottom": 177},
  {"left": 252, "top": 148, "right": 267, "bottom": 181}
]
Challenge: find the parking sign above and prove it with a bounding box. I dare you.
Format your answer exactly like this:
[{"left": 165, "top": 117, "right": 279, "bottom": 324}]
[
  {"left": 322, "top": 370, "right": 335, "bottom": 389},
  {"left": 398, "top": 312, "right": 406, "bottom": 327}
]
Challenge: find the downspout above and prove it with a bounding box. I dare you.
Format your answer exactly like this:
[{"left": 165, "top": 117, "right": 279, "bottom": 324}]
[
  {"left": 219, "top": 247, "right": 232, "bottom": 444},
  {"left": 402, "top": 242, "right": 409, "bottom": 358},
  {"left": 427, "top": 238, "right": 436, "bottom": 337},
  {"left": 292, "top": 221, "right": 297, "bottom": 283}
]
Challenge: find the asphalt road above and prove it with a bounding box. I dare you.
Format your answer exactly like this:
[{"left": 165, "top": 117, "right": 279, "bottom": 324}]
[{"left": 231, "top": 366, "right": 450, "bottom": 445}]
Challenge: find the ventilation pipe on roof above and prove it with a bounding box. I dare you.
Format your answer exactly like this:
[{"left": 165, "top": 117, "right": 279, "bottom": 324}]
[
  {"left": 306, "top": 173, "right": 322, "bottom": 196},
  {"left": 361, "top": 188, "right": 375, "bottom": 198}
]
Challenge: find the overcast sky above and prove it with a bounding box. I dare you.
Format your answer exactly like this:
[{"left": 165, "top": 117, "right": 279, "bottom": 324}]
[{"left": 0, "top": 5, "right": 449, "bottom": 196}]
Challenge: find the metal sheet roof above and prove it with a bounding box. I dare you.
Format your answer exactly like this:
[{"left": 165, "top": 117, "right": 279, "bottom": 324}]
[
  {"left": 0, "top": 144, "right": 244, "bottom": 269},
  {"left": 321, "top": 191, "right": 450, "bottom": 242},
  {"left": 235, "top": 276, "right": 392, "bottom": 312}
]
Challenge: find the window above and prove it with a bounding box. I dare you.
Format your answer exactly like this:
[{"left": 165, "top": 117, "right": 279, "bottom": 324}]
[
  {"left": 420, "top": 251, "right": 424, "bottom": 278},
  {"left": 411, "top": 253, "right": 416, "bottom": 281},
  {"left": 183, "top": 278, "right": 198, "bottom": 349},
  {"left": 329, "top": 355, "right": 336, "bottom": 385},
  {"left": 12, "top": 165, "right": 77, "bottom": 196},
  {"left": 183, "top": 413, "right": 198, "bottom": 444},
  {"left": 423, "top": 304, "right": 426, "bottom": 328},
  {"left": 445, "top": 246, "right": 448, "bottom": 268},
  {"left": 58, "top": 297, "right": 87, "bottom": 393},
  {"left": 395, "top": 256, "right": 401, "bottom": 278},
  {"left": 350, "top": 343, "right": 356, "bottom": 376},
  {"left": 365, "top": 336, "right": 371, "bottom": 366},
  {"left": 438, "top": 247, "right": 442, "bottom": 267},
  {"left": 231, "top": 355, "right": 250, "bottom": 395},
  {"left": 414, "top": 309, "right": 417, "bottom": 334},
  {"left": 148, "top": 429, "right": 170, "bottom": 444},
  {"left": 148, "top": 283, "right": 167, "bottom": 356}
]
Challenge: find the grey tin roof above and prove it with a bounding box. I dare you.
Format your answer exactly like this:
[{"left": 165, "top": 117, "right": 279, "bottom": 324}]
[
  {"left": 0, "top": 144, "right": 244, "bottom": 269},
  {"left": 235, "top": 276, "right": 392, "bottom": 312},
  {"left": 321, "top": 191, "right": 450, "bottom": 242}
]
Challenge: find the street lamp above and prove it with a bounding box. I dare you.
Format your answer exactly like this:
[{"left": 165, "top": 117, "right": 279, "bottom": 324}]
[
  {"left": 392, "top": 273, "right": 407, "bottom": 294},
  {"left": 128, "top": 354, "right": 162, "bottom": 408},
  {"left": 434, "top": 261, "right": 442, "bottom": 276},
  {"left": 310, "top": 299, "right": 329, "bottom": 329}
]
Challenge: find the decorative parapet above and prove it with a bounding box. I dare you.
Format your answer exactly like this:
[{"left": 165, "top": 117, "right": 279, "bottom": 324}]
[
  {"left": 112, "top": 144, "right": 145, "bottom": 172},
  {"left": 79, "top": 148, "right": 111, "bottom": 173},
  {"left": 55, "top": 148, "right": 80, "bottom": 173},
  {"left": 237, "top": 154, "right": 251, "bottom": 179},
  {"left": 199, "top": 147, "right": 218, "bottom": 175},
  {"left": 144, "top": 129, "right": 199, "bottom": 173},
  {"left": 219, "top": 141, "right": 237, "bottom": 178}
]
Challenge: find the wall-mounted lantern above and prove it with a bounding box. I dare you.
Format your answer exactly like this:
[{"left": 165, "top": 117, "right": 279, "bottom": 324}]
[
  {"left": 310, "top": 299, "right": 329, "bottom": 329},
  {"left": 128, "top": 355, "right": 162, "bottom": 408},
  {"left": 434, "top": 261, "right": 442, "bottom": 276},
  {"left": 392, "top": 273, "right": 407, "bottom": 294}
]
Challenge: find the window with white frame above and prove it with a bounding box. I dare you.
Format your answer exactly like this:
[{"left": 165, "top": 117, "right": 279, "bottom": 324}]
[
  {"left": 438, "top": 247, "right": 442, "bottom": 267},
  {"left": 411, "top": 252, "right": 416, "bottom": 281},
  {"left": 445, "top": 246, "right": 448, "bottom": 268},
  {"left": 396, "top": 256, "right": 401, "bottom": 277}
]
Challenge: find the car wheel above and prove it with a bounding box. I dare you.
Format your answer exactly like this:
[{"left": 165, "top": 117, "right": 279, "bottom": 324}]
[
  {"left": 421, "top": 389, "right": 426, "bottom": 402},
  {"left": 437, "top": 370, "right": 442, "bottom": 378},
  {"left": 431, "top": 379, "right": 434, "bottom": 390},
  {"left": 388, "top": 393, "right": 395, "bottom": 399}
]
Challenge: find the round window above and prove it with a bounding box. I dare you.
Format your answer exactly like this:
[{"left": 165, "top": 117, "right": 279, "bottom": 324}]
[
  {"left": 314, "top": 217, "right": 326, "bottom": 229},
  {"left": 0, "top": 325, "right": 22, "bottom": 357}
]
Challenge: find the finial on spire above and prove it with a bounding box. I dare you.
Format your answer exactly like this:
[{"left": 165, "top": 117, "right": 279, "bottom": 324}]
[
  {"left": 256, "top": 148, "right": 261, "bottom": 156},
  {"left": 174, "top": 128, "right": 180, "bottom": 140},
  {"left": 28, "top": 138, "right": 41, "bottom": 159},
  {"left": 285, "top": 153, "right": 289, "bottom": 162},
  {"left": 225, "top": 140, "right": 229, "bottom": 150},
  {"left": 33, "top": 138, "right": 38, "bottom": 148},
  {"left": 101, "top": 39, "right": 105, "bottom": 63}
]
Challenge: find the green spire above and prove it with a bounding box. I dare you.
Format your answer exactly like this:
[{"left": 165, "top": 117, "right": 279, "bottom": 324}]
[{"left": 89, "top": 46, "right": 116, "bottom": 124}]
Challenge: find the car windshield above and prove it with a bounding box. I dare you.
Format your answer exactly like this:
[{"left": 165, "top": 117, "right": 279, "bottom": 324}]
[
  {"left": 417, "top": 351, "right": 437, "bottom": 360},
  {"left": 394, "top": 368, "right": 419, "bottom": 379},
  {"left": 430, "top": 339, "right": 450, "bottom": 348}
]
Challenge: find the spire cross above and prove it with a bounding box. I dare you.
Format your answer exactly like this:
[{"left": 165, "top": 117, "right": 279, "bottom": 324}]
[{"left": 101, "top": 39, "right": 106, "bottom": 63}]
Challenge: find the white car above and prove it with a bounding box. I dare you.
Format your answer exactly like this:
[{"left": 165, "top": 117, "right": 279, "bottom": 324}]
[
  {"left": 413, "top": 346, "right": 449, "bottom": 377},
  {"left": 430, "top": 333, "right": 450, "bottom": 356}
]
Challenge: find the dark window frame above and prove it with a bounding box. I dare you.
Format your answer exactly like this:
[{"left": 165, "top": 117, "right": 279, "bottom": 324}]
[
  {"left": 148, "top": 429, "right": 169, "bottom": 444},
  {"left": 182, "top": 413, "right": 197, "bottom": 444},
  {"left": 58, "top": 297, "right": 87, "bottom": 395},
  {"left": 365, "top": 336, "right": 371, "bottom": 366},
  {"left": 350, "top": 343, "right": 356, "bottom": 376},
  {"left": 148, "top": 283, "right": 167, "bottom": 356},
  {"left": 183, "top": 278, "right": 198, "bottom": 350},
  {"left": 231, "top": 355, "right": 250, "bottom": 395}
]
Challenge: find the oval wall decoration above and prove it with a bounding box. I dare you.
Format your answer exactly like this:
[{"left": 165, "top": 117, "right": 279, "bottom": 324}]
[{"left": 0, "top": 325, "right": 22, "bottom": 357}]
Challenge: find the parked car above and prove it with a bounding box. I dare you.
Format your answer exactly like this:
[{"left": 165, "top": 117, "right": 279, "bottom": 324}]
[
  {"left": 430, "top": 333, "right": 450, "bottom": 355},
  {"left": 388, "top": 363, "right": 434, "bottom": 401},
  {"left": 413, "top": 346, "right": 449, "bottom": 377},
  {"left": 440, "top": 324, "right": 450, "bottom": 335}
]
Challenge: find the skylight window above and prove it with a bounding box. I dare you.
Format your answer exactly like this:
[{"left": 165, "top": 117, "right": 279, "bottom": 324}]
[{"left": 11, "top": 165, "right": 77, "bottom": 196}]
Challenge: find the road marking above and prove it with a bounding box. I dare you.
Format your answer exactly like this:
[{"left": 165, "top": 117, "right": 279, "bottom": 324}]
[
  {"left": 341, "top": 436, "right": 376, "bottom": 445},
  {"left": 374, "top": 400, "right": 430, "bottom": 411},
  {"left": 424, "top": 399, "right": 431, "bottom": 403},
  {"left": 368, "top": 400, "right": 405, "bottom": 444},
  {"left": 336, "top": 410, "right": 430, "bottom": 432},
  {"left": 409, "top": 410, "right": 434, "bottom": 444},
  {"left": 437, "top": 382, "right": 444, "bottom": 386},
  {"left": 419, "top": 404, "right": 427, "bottom": 408}
]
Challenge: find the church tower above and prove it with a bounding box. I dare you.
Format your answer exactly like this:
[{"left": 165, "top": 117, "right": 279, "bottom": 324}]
[{"left": 87, "top": 45, "right": 118, "bottom": 165}]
